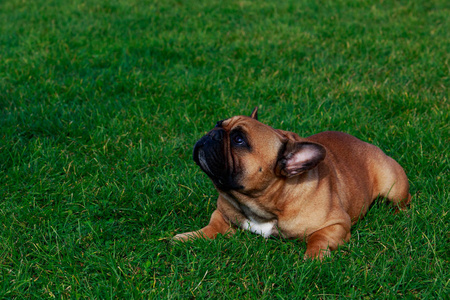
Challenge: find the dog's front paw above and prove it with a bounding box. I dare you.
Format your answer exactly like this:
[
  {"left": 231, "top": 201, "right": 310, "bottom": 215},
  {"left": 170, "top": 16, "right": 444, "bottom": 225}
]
[
  {"left": 303, "top": 247, "right": 331, "bottom": 261},
  {"left": 172, "top": 231, "right": 201, "bottom": 242}
]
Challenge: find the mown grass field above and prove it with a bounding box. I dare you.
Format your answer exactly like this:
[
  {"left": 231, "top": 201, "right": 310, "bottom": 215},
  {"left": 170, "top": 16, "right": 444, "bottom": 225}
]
[{"left": 1, "top": 0, "right": 449, "bottom": 298}]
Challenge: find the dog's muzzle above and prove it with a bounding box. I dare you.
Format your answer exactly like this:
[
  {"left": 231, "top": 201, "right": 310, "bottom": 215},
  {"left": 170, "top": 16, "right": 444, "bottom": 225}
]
[{"left": 193, "top": 128, "right": 239, "bottom": 190}]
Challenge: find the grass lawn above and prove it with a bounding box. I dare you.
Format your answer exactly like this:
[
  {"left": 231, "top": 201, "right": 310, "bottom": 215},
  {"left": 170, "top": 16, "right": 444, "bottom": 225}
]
[{"left": 1, "top": 0, "right": 448, "bottom": 298}]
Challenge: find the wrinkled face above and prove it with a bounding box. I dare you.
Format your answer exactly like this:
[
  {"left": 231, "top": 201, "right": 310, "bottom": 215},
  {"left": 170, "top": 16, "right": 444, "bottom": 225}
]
[{"left": 193, "top": 115, "right": 283, "bottom": 194}]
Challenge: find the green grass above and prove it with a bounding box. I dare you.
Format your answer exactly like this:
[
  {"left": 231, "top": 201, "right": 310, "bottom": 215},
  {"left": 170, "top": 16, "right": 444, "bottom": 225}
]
[{"left": 0, "top": 0, "right": 448, "bottom": 298}]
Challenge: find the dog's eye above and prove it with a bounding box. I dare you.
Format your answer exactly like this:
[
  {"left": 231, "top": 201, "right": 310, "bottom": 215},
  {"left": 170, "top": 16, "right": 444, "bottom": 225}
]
[{"left": 233, "top": 134, "right": 245, "bottom": 145}]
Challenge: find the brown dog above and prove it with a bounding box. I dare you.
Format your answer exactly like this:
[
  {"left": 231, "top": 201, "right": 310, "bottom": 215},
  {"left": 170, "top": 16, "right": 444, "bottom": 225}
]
[{"left": 174, "top": 107, "right": 411, "bottom": 259}]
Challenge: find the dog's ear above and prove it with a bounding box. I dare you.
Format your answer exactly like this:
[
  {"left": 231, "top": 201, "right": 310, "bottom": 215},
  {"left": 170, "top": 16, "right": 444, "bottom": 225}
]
[
  {"left": 276, "top": 141, "right": 326, "bottom": 177},
  {"left": 250, "top": 107, "right": 258, "bottom": 120}
]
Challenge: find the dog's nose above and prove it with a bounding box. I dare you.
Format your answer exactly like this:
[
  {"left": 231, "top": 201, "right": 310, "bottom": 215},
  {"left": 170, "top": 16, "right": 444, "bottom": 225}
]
[{"left": 208, "top": 128, "right": 225, "bottom": 141}]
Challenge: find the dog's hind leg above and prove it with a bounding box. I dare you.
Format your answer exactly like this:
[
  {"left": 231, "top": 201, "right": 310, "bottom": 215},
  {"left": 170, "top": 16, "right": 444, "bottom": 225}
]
[{"left": 373, "top": 155, "right": 411, "bottom": 210}]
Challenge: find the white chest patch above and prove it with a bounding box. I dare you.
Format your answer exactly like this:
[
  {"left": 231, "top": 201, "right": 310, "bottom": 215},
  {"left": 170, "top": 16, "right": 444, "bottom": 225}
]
[{"left": 241, "top": 218, "right": 276, "bottom": 238}]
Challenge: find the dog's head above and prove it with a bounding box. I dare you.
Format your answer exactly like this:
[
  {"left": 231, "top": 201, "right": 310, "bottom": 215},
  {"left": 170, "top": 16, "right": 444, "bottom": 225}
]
[{"left": 193, "top": 108, "right": 326, "bottom": 195}]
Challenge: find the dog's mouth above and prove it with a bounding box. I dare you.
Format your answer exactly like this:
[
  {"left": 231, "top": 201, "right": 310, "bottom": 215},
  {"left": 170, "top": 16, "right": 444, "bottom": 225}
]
[
  {"left": 193, "top": 134, "right": 243, "bottom": 191},
  {"left": 193, "top": 139, "right": 226, "bottom": 180},
  {"left": 196, "top": 148, "right": 215, "bottom": 177}
]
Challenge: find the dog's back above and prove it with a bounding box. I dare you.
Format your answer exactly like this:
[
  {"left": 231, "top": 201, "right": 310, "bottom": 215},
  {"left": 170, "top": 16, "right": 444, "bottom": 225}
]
[{"left": 305, "top": 131, "right": 411, "bottom": 221}]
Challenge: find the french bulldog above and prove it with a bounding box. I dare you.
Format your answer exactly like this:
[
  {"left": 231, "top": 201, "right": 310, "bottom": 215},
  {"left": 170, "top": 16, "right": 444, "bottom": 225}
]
[{"left": 174, "top": 107, "right": 411, "bottom": 259}]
